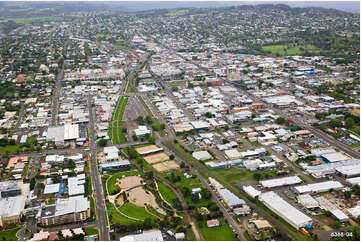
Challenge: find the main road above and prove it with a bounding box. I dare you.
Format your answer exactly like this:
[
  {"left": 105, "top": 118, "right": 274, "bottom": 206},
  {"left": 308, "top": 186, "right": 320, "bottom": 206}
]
[{"left": 87, "top": 95, "right": 110, "bottom": 241}]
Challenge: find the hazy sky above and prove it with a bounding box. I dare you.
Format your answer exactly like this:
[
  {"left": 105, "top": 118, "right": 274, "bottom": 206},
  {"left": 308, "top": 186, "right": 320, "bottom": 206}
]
[{"left": 89, "top": 1, "right": 360, "bottom": 13}]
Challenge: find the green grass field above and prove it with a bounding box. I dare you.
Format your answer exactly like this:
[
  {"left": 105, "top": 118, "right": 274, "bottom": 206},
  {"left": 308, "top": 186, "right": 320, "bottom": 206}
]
[
  {"left": 165, "top": 9, "right": 189, "bottom": 17},
  {"left": 262, "top": 44, "right": 320, "bottom": 56},
  {"left": 0, "top": 226, "right": 22, "bottom": 241},
  {"left": 199, "top": 219, "right": 238, "bottom": 241},
  {"left": 106, "top": 170, "right": 140, "bottom": 195},
  {"left": 169, "top": 81, "right": 186, "bottom": 88},
  {"left": 157, "top": 181, "right": 177, "bottom": 204},
  {"left": 84, "top": 228, "right": 98, "bottom": 236},
  {"left": 0, "top": 144, "right": 22, "bottom": 156},
  {"left": 106, "top": 202, "right": 140, "bottom": 225},
  {"left": 108, "top": 96, "right": 128, "bottom": 144},
  {"left": 6, "top": 16, "right": 61, "bottom": 24},
  {"left": 212, "top": 167, "right": 254, "bottom": 183},
  {"left": 118, "top": 203, "right": 157, "bottom": 220}
]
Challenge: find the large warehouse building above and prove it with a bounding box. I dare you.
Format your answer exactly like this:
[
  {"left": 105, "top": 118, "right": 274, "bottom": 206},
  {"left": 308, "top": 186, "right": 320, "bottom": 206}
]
[{"left": 259, "top": 191, "right": 312, "bottom": 229}]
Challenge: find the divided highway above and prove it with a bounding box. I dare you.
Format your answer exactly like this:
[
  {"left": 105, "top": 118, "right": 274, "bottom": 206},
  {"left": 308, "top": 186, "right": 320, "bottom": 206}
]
[{"left": 87, "top": 95, "right": 110, "bottom": 241}]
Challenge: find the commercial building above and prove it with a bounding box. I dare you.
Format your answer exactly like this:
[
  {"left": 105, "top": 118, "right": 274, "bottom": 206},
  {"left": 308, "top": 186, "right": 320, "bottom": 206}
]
[
  {"left": 242, "top": 185, "right": 261, "bottom": 198},
  {"left": 241, "top": 148, "right": 266, "bottom": 158},
  {"left": 294, "top": 181, "right": 343, "bottom": 194},
  {"left": 0, "top": 180, "right": 24, "bottom": 198},
  {"left": 224, "top": 149, "right": 242, "bottom": 160},
  {"left": 192, "top": 151, "right": 212, "bottom": 161},
  {"left": 37, "top": 196, "right": 90, "bottom": 226},
  {"left": 189, "top": 121, "right": 210, "bottom": 131},
  {"left": 314, "top": 196, "right": 349, "bottom": 222},
  {"left": 347, "top": 206, "right": 360, "bottom": 219},
  {"left": 320, "top": 152, "right": 350, "bottom": 163},
  {"left": 135, "top": 145, "right": 163, "bottom": 156},
  {"left": 297, "top": 194, "right": 319, "bottom": 209},
  {"left": 209, "top": 177, "right": 249, "bottom": 213},
  {"left": 305, "top": 159, "right": 359, "bottom": 178},
  {"left": 260, "top": 176, "right": 302, "bottom": 188},
  {"left": 205, "top": 159, "right": 242, "bottom": 169},
  {"left": 104, "top": 146, "right": 120, "bottom": 162},
  {"left": 100, "top": 160, "right": 131, "bottom": 172},
  {"left": 119, "top": 229, "right": 163, "bottom": 241},
  {"left": 259, "top": 191, "right": 312, "bottom": 229},
  {"left": 68, "top": 174, "right": 85, "bottom": 196},
  {"left": 335, "top": 164, "right": 360, "bottom": 178},
  {"left": 46, "top": 124, "right": 80, "bottom": 145},
  {"left": 0, "top": 195, "right": 26, "bottom": 227},
  {"left": 346, "top": 177, "right": 360, "bottom": 186},
  {"left": 134, "top": 125, "right": 151, "bottom": 137}
]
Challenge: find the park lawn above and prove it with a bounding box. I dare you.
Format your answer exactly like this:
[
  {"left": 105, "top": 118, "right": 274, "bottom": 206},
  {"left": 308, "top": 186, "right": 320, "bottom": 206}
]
[
  {"left": 84, "top": 228, "right": 98, "bottom": 236},
  {"left": 199, "top": 219, "right": 238, "bottom": 241},
  {"left": 118, "top": 203, "right": 156, "bottom": 221},
  {"left": 184, "top": 229, "right": 196, "bottom": 241},
  {"left": 96, "top": 33, "right": 111, "bottom": 38},
  {"left": 165, "top": 9, "right": 188, "bottom": 17},
  {"left": 169, "top": 81, "right": 186, "bottom": 88},
  {"left": 157, "top": 181, "right": 177, "bottom": 204},
  {"left": 89, "top": 196, "right": 95, "bottom": 210},
  {"left": 248, "top": 140, "right": 260, "bottom": 147},
  {"left": 109, "top": 96, "right": 128, "bottom": 144},
  {"left": 0, "top": 144, "right": 22, "bottom": 155},
  {"left": 0, "top": 226, "right": 22, "bottom": 241},
  {"left": 262, "top": 44, "right": 320, "bottom": 56},
  {"left": 210, "top": 166, "right": 254, "bottom": 183},
  {"left": 106, "top": 202, "right": 140, "bottom": 225},
  {"left": 167, "top": 170, "right": 210, "bottom": 206},
  {"left": 7, "top": 16, "right": 61, "bottom": 24},
  {"left": 107, "top": 170, "right": 141, "bottom": 195},
  {"left": 350, "top": 126, "right": 360, "bottom": 137}
]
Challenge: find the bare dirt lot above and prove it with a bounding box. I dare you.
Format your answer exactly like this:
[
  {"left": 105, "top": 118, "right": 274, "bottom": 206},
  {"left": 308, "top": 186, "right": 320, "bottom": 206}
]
[
  {"left": 127, "top": 186, "right": 166, "bottom": 215},
  {"left": 143, "top": 152, "right": 170, "bottom": 164},
  {"left": 117, "top": 175, "right": 143, "bottom": 191}
]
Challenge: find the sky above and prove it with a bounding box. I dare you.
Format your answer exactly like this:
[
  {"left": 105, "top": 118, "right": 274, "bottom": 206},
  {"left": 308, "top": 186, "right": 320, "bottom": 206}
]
[{"left": 64, "top": 0, "right": 361, "bottom": 13}]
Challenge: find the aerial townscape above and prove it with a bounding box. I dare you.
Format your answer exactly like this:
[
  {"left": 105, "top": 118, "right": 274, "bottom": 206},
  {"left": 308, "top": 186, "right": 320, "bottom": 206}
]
[{"left": 0, "top": 1, "right": 360, "bottom": 241}]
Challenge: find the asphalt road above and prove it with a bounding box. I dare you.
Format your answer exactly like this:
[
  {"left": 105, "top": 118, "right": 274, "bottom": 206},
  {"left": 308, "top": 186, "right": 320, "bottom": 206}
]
[
  {"left": 87, "top": 95, "right": 110, "bottom": 241},
  {"left": 51, "top": 63, "right": 64, "bottom": 126}
]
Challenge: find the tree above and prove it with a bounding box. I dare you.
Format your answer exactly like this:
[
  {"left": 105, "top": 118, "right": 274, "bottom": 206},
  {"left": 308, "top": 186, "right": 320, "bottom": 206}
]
[
  {"left": 253, "top": 173, "right": 262, "bottom": 181},
  {"left": 136, "top": 116, "right": 144, "bottom": 125},
  {"left": 97, "top": 139, "right": 107, "bottom": 147},
  {"left": 276, "top": 117, "right": 285, "bottom": 124},
  {"left": 201, "top": 189, "right": 212, "bottom": 200},
  {"left": 191, "top": 193, "right": 199, "bottom": 203},
  {"left": 148, "top": 135, "right": 155, "bottom": 143},
  {"left": 332, "top": 221, "right": 340, "bottom": 229},
  {"left": 329, "top": 119, "right": 343, "bottom": 128},
  {"left": 143, "top": 218, "right": 153, "bottom": 229},
  {"left": 181, "top": 186, "right": 191, "bottom": 197},
  {"left": 345, "top": 117, "right": 355, "bottom": 129},
  {"left": 344, "top": 191, "right": 352, "bottom": 199},
  {"left": 132, "top": 134, "right": 138, "bottom": 141},
  {"left": 169, "top": 154, "right": 175, "bottom": 160},
  {"left": 145, "top": 171, "right": 154, "bottom": 180}
]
